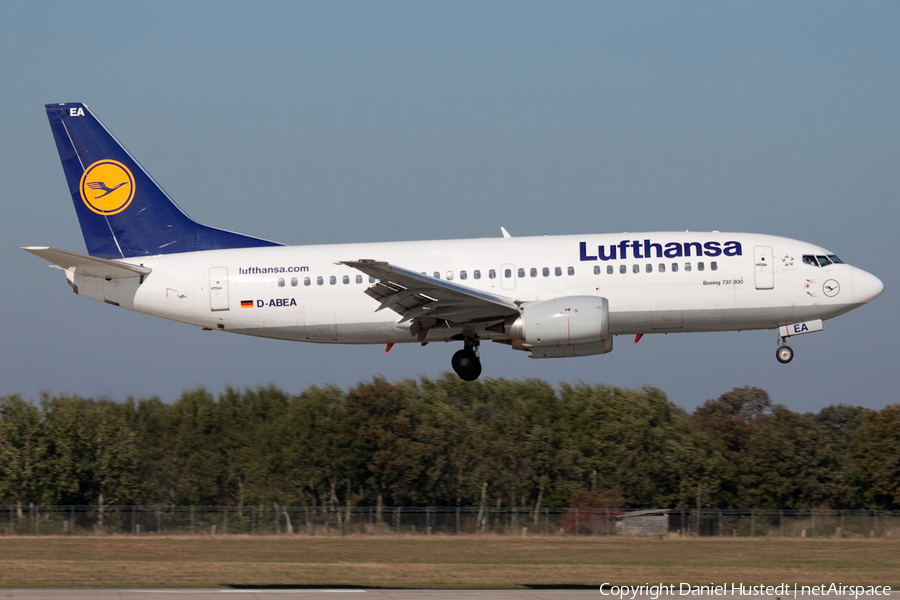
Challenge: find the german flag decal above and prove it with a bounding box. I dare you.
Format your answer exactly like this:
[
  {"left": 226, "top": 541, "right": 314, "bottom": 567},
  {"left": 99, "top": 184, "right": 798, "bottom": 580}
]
[{"left": 240, "top": 300, "right": 254, "bottom": 308}]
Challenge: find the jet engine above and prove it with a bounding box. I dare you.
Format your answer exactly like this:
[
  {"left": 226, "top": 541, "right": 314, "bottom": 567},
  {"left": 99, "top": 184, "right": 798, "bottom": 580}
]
[{"left": 506, "top": 296, "right": 612, "bottom": 358}]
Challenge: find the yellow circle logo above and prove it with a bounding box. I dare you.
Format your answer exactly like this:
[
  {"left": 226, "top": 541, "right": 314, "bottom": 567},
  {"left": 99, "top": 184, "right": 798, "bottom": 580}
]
[{"left": 79, "top": 160, "right": 135, "bottom": 215}]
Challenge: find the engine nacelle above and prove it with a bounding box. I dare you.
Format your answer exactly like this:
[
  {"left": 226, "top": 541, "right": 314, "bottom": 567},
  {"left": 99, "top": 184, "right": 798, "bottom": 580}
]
[{"left": 507, "top": 296, "right": 612, "bottom": 358}]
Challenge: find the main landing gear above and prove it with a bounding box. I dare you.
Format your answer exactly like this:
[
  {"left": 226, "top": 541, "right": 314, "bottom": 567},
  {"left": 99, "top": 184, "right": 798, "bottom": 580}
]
[
  {"left": 776, "top": 338, "right": 794, "bottom": 364},
  {"left": 452, "top": 339, "right": 482, "bottom": 381}
]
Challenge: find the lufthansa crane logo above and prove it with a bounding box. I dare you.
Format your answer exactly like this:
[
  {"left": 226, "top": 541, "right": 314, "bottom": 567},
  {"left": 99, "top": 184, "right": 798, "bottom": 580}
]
[{"left": 79, "top": 160, "right": 135, "bottom": 215}]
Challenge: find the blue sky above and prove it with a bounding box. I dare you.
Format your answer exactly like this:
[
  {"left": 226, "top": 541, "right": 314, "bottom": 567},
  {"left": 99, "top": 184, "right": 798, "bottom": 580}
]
[{"left": 1, "top": 1, "right": 897, "bottom": 412}]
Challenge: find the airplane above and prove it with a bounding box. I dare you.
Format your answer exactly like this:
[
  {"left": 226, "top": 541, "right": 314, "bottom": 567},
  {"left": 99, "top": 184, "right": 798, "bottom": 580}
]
[{"left": 24, "top": 103, "right": 884, "bottom": 381}]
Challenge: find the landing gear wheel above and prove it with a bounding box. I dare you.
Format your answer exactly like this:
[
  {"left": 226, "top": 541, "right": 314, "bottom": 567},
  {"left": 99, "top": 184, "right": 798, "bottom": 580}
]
[
  {"left": 452, "top": 348, "right": 482, "bottom": 381},
  {"left": 776, "top": 345, "right": 794, "bottom": 364}
]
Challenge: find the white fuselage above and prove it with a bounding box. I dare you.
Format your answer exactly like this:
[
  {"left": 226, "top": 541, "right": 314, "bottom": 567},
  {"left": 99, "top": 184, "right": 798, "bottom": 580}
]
[{"left": 76, "top": 231, "right": 881, "bottom": 348}]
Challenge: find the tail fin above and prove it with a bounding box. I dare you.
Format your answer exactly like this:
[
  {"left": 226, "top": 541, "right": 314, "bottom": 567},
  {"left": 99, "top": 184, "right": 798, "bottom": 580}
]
[{"left": 45, "top": 103, "right": 281, "bottom": 259}]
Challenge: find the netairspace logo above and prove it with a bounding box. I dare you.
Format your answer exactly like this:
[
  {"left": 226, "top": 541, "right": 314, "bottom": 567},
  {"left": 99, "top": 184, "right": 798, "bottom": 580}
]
[{"left": 599, "top": 584, "right": 893, "bottom": 599}]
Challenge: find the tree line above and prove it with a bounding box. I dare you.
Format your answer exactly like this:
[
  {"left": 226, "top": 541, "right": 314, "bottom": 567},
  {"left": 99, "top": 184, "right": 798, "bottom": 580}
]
[{"left": 1, "top": 376, "right": 897, "bottom": 514}]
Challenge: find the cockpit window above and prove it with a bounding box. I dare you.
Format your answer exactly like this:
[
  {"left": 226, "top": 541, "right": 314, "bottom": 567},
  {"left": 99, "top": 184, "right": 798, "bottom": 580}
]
[{"left": 804, "top": 254, "right": 843, "bottom": 267}]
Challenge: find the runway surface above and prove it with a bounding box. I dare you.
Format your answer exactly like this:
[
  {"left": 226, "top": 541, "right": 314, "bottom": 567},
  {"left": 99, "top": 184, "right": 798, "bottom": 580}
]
[
  {"left": 0, "top": 590, "right": 598, "bottom": 600},
  {"left": 0, "top": 591, "right": 892, "bottom": 600}
]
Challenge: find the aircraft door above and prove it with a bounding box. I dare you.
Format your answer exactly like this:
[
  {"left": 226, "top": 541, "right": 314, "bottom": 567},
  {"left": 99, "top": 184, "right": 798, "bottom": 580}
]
[
  {"left": 209, "top": 267, "right": 230, "bottom": 311},
  {"left": 501, "top": 263, "right": 516, "bottom": 290},
  {"left": 651, "top": 302, "right": 683, "bottom": 330},
  {"left": 305, "top": 314, "right": 337, "bottom": 341},
  {"left": 754, "top": 246, "right": 774, "bottom": 290}
]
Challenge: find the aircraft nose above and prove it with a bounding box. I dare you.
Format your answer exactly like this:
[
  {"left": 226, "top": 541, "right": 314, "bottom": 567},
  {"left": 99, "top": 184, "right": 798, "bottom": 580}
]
[{"left": 853, "top": 267, "right": 884, "bottom": 305}]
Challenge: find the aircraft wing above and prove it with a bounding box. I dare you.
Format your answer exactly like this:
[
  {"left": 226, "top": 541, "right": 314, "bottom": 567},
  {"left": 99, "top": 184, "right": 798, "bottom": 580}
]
[
  {"left": 340, "top": 260, "right": 519, "bottom": 338},
  {"left": 22, "top": 246, "right": 152, "bottom": 279}
]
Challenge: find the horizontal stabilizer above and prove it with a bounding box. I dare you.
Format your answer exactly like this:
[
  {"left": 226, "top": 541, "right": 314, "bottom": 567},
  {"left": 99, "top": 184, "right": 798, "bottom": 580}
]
[{"left": 22, "top": 246, "right": 151, "bottom": 279}]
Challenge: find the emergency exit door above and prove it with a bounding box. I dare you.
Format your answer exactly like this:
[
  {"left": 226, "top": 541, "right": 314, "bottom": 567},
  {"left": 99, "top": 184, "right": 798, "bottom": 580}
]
[
  {"left": 501, "top": 263, "right": 517, "bottom": 290},
  {"left": 754, "top": 246, "right": 774, "bottom": 290},
  {"left": 209, "top": 267, "right": 230, "bottom": 311}
]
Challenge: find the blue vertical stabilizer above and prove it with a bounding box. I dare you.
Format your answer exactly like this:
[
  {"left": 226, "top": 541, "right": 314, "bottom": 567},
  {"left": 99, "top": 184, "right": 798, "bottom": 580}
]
[{"left": 45, "top": 103, "right": 281, "bottom": 259}]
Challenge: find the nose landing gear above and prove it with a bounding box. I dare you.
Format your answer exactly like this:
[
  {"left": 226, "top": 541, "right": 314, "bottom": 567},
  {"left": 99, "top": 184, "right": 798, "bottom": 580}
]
[{"left": 451, "top": 339, "right": 482, "bottom": 381}]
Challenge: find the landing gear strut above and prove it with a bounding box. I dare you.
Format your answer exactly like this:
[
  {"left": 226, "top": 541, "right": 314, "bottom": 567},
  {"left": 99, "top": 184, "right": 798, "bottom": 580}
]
[
  {"left": 776, "top": 338, "right": 794, "bottom": 364},
  {"left": 452, "top": 339, "right": 482, "bottom": 381}
]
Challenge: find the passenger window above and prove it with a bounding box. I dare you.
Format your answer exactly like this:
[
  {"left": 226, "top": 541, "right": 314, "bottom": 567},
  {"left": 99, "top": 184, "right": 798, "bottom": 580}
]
[
  {"left": 369, "top": 276, "right": 376, "bottom": 283},
  {"left": 291, "top": 277, "right": 298, "bottom": 287},
  {"left": 278, "top": 278, "right": 285, "bottom": 287},
  {"left": 632, "top": 264, "right": 639, "bottom": 274},
  {"left": 711, "top": 261, "right": 718, "bottom": 271},
  {"left": 658, "top": 264, "right": 665, "bottom": 273},
  {"left": 531, "top": 268, "right": 538, "bottom": 277},
  {"left": 460, "top": 270, "right": 467, "bottom": 280},
  {"left": 329, "top": 276, "right": 337, "bottom": 285},
  {"left": 555, "top": 267, "right": 562, "bottom": 276},
  {"left": 607, "top": 265, "right": 613, "bottom": 275},
  {"left": 684, "top": 263, "right": 690, "bottom": 272},
  {"left": 518, "top": 268, "right": 525, "bottom": 278},
  {"left": 672, "top": 263, "right": 678, "bottom": 273},
  {"left": 504, "top": 269, "right": 512, "bottom": 279},
  {"left": 446, "top": 271, "right": 454, "bottom": 280},
  {"left": 316, "top": 276, "right": 324, "bottom": 286},
  {"left": 543, "top": 267, "right": 550, "bottom": 277},
  {"left": 593, "top": 265, "right": 601, "bottom": 275},
  {"left": 304, "top": 277, "right": 311, "bottom": 286},
  {"left": 803, "top": 255, "right": 818, "bottom": 266},
  {"left": 433, "top": 272, "right": 440, "bottom": 279},
  {"left": 342, "top": 275, "right": 350, "bottom": 284},
  {"left": 356, "top": 275, "right": 363, "bottom": 284},
  {"left": 567, "top": 266, "right": 575, "bottom": 276},
  {"left": 619, "top": 265, "right": 627, "bottom": 274},
  {"left": 489, "top": 269, "right": 496, "bottom": 279},
  {"left": 474, "top": 270, "right": 481, "bottom": 280},
  {"left": 645, "top": 264, "right": 652, "bottom": 273},
  {"left": 698, "top": 262, "right": 705, "bottom": 272}
]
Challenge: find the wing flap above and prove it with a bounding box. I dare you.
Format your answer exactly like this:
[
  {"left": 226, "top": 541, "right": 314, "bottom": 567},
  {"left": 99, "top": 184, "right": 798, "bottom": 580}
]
[
  {"left": 341, "top": 260, "right": 519, "bottom": 325},
  {"left": 22, "top": 247, "right": 152, "bottom": 279}
]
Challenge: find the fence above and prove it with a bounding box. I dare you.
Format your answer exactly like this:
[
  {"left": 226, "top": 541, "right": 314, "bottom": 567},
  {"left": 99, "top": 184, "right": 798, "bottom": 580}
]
[{"left": 2, "top": 506, "right": 898, "bottom": 538}]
